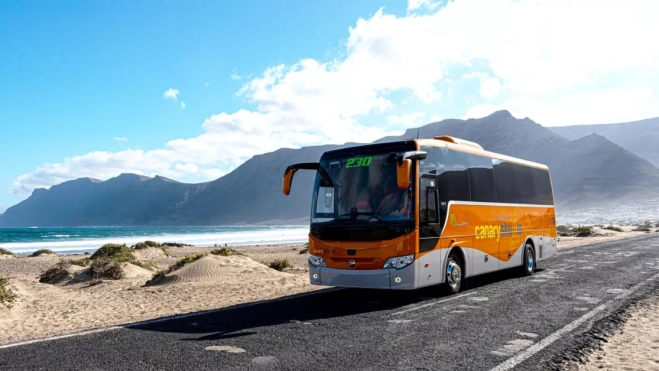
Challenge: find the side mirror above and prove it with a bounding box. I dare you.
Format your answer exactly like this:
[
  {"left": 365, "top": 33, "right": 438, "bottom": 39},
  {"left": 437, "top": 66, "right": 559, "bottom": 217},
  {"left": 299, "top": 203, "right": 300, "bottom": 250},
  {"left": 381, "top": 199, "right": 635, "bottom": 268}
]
[
  {"left": 282, "top": 169, "right": 294, "bottom": 196},
  {"left": 397, "top": 159, "right": 411, "bottom": 189}
]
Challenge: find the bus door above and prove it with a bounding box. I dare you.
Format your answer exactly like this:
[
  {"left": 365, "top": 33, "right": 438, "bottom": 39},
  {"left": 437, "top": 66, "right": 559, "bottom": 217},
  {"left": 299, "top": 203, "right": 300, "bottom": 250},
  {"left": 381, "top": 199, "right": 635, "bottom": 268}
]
[{"left": 417, "top": 173, "right": 442, "bottom": 287}]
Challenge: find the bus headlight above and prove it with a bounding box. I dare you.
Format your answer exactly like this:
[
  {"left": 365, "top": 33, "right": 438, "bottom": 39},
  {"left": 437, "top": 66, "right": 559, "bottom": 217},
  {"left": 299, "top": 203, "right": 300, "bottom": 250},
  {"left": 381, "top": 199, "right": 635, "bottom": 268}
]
[
  {"left": 383, "top": 254, "right": 415, "bottom": 270},
  {"left": 309, "top": 254, "right": 326, "bottom": 267}
]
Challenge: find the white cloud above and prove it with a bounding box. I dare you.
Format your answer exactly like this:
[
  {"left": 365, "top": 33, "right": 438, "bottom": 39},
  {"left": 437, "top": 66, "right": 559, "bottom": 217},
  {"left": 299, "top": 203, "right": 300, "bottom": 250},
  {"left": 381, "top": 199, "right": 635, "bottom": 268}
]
[
  {"left": 114, "top": 137, "right": 128, "bottom": 142},
  {"left": 181, "top": 101, "right": 186, "bottom": 109},
  {"left": 464, "top": 87, "right": 658, "bottom": 127},
  {"left": 11, "top": 0, "right": 659, "bottom": 196},
  {"left": 162, "top": 88, "right": 179, "bottom": 100},
  {"left": 230, "top": 69, "right": 242, "bottom": 80},
  {"left": 407, "top": 0, "right": 442, "bottom": 12}
]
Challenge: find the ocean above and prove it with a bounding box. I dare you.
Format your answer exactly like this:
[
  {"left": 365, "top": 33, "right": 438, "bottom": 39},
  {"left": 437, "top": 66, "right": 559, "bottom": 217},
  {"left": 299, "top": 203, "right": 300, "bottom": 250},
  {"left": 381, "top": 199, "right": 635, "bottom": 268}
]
[{"left": 0, "top": 226, "right": 310, "bottom": 256}]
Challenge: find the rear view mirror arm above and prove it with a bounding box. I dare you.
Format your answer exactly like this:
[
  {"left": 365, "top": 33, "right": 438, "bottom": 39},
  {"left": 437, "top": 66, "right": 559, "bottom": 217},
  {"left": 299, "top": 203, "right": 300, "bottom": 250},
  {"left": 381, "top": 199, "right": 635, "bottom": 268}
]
[
  {"left": 282, "top": 162, "right": 333, "bottom": 196},
  {"left": 387, "top": 151, "right": 427, "bottom": 164}
]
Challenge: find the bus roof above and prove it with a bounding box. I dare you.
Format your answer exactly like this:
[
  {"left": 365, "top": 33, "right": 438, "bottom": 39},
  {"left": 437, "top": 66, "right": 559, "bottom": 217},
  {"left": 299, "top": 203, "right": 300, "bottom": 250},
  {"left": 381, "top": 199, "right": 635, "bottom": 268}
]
[{"left": 416, "top": 137, "right": 549, "bottom": 170}]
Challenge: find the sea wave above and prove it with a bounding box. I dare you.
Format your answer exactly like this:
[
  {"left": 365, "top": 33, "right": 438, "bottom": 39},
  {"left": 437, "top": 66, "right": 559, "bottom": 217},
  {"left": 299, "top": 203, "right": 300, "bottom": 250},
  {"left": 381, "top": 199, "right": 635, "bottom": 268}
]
[{"left": 1, "top": 227, "right": 310, "bottom": 255}]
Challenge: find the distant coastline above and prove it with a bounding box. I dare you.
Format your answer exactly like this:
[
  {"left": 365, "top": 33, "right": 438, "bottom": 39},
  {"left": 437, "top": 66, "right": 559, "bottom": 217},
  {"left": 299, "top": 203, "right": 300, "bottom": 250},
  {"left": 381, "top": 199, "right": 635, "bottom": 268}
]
[{"left": 0, "top": 225, "right": 309, "bottom": 256}]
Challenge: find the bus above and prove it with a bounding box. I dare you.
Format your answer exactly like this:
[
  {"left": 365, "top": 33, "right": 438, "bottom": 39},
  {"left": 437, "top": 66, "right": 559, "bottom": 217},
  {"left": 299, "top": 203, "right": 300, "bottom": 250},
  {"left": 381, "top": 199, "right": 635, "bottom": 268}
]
[{"left": 282, "top": 135, "right": 557, "bottom": 294}]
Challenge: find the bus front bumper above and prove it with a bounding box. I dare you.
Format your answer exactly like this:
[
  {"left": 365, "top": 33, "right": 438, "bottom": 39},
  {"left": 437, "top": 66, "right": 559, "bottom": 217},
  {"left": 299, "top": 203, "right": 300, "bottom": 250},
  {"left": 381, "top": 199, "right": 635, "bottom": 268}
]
[{"left": 308, "top": 262, "right": 416, "bottom": 290}]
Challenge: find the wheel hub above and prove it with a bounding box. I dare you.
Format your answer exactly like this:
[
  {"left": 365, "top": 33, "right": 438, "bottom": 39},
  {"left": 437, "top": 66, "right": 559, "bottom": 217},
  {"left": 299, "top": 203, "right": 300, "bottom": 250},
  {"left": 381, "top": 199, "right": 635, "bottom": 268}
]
[{"left": 447, "top": 261, "right": 461, "bottom": 286}]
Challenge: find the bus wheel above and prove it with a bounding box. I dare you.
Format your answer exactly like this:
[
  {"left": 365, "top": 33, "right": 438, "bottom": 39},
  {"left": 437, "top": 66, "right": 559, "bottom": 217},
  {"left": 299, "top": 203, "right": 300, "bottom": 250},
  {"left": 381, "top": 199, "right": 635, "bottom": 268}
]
[
  {"left": 444, "top": 253, "right": 463, "bottom": 294},
  {"left": 520, "top": 244, "right": 535, "bottom": 276}
]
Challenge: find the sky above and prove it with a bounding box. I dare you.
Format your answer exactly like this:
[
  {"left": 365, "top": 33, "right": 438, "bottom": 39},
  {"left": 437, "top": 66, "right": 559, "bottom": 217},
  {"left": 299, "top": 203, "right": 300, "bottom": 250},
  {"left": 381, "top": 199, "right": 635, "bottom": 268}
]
[{"left": 0, "top": 0, "right": 658, "bottom": 213}]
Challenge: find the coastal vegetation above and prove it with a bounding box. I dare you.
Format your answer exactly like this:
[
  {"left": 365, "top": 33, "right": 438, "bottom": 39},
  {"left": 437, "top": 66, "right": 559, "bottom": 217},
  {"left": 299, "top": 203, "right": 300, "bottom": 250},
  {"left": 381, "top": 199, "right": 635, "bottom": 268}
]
[
  {"left": 30, "top": 249, "right": 56, "bottom": 257},
  {"left": 0, "top": 275, "right": 17, "bottom": 309},
  {"left": 265, "top": 259, "right": 293, "bottom": 271},
  {"left": 0, "top": 247, "right": 14, "bottom": 256}
]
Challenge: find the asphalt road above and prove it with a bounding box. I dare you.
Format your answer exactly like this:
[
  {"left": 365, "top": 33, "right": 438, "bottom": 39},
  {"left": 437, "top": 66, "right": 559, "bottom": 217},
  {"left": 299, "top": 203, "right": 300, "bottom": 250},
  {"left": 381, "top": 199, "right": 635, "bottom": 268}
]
[{"left": 2, "top": 234, "right": 659, "bottom": 371}]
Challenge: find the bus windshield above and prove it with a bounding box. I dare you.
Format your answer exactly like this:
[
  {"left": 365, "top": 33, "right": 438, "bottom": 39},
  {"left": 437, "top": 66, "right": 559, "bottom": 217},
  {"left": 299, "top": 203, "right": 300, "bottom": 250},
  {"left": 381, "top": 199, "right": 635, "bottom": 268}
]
[{"left": 311, "top": 152, "right": 414, "bottom": 225}]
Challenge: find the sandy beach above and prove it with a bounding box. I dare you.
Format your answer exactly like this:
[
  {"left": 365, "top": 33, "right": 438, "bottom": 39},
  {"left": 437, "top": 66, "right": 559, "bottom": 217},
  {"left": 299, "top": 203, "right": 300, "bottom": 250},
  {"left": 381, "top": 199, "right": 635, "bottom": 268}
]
[
  {"left": 577, "top": 292, "right": 659, "bottom": 371},
  {"left": 0, "top": 225, "right": 655, "bottom": 348}
]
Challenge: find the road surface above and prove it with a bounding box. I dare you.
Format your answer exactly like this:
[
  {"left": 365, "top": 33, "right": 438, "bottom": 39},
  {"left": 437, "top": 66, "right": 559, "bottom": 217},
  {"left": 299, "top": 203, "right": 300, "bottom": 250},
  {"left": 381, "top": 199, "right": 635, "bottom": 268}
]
[{"left": 1, "top": 234, "right": 659, "bottom": 370}]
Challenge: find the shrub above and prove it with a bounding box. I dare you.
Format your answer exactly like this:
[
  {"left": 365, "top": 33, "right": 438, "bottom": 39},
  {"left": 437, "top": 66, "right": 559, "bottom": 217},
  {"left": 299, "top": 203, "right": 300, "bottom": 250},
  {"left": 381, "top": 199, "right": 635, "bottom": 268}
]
[
  {"left": 133, "top": 240, "right": 160, "bottom": 249},
  {"left": 633, "top": 226, "right": 651, "bottom": 232},
  {"left": 132, "top": 241, "right": 171, "bottom": 257},
  {"left": 299, "top": 247, "right": 309, "bottom": 254},
  {"left": 210, "top": 247, "right": 244, "bottom": 256},
  {"left": 0, "top": 276, "right": 17, "bottom": 309},
  {"left": 0, "top": 247, "right": 15, "bottom": 256},
  {"left": 267, "top": 259, "right": 292, "bottom": 271},
  {"left": 574, "top": 226, "right": 594, "bottom": 237},
  {"left": 131, "top": 260, "right": 160, "bottom": 271},
  {"left": 39, "top": 261, "right": 72, "bottom": 283},
  {"left": 30, "top": 249, "right": 56, "bottom": 257},
  {"left": 89, "top": 257, "right": 124, "bottom": 280},
  {"left": 90, "top": 243, "right": 136, "bottom": 263},
  {"left": 162, "top": 242, "right": 193, "bottom": 247},
  {"left": 556, "top": 225, "right": 569, "bottom": 233},
  {"left": 603, "top": 225, "right": 623, "bottom": 232},
  {"left": 70, "top": 257, "right": 91, "bottom": 267}
]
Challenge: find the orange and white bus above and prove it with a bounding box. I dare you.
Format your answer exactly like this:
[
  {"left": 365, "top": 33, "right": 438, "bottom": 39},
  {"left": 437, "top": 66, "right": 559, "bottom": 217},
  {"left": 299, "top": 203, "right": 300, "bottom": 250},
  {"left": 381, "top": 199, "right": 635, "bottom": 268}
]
[{"left": 282, "top": 135, "right": 557, "bottom": 294}]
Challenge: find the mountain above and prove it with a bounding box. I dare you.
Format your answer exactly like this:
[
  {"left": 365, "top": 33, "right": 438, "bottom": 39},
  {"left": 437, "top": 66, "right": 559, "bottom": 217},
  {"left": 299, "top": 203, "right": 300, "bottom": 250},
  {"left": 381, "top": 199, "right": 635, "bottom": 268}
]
[
  {"left": 549, "top": 117, "right": 659, "bottom": 167},
  {"left": 2, "top": 111, "right": 659, "bottom": 227}
]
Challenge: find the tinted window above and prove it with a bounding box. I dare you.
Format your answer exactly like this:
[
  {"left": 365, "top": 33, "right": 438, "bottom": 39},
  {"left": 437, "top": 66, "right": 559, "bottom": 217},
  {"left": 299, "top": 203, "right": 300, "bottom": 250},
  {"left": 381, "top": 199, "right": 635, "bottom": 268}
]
[
  {"left": 513, "top": 164, "right": 536, "bottom": 204},
  {"left": 436, "top": 148, "right": 471, "bottom": 202},
  {"left": 467, "top": 153, "right": 496, "bottom": 203},
  {"left": 493, "top": 160, "right": 518, "bottom": 203},
  {"left": 419, "top": 176, "right": 438, "bottom": 224},
  {"left": 532, "top": 168, "right": 554, "bottom": 205}
]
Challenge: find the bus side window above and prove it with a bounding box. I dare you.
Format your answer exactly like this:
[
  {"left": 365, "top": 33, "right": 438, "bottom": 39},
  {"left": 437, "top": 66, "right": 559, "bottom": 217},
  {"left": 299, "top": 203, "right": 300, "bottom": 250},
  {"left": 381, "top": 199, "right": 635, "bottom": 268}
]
[
  {"left": 466, "top": 153, "right": 496, "bottom": 203},
  {"left": 532, "top": 167, "right": 554, "bottom": 205},
  {"left": 513, "top": 164, "right": 536, "bottom": 204},
  {"left": 419, "top": 176, "right": 438, "bottom": 224},
  {"left": 493, "top": 160, "right": 518, "bottom": 203}
]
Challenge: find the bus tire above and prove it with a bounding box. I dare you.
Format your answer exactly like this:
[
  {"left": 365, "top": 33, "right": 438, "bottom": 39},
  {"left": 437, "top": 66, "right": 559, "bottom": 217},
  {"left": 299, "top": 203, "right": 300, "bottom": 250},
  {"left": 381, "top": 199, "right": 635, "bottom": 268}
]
[
  {"left": 444, "top": 252, "right": 463, "bottom": 294},
  {"left": 520, "top": 243, "right": 535, "bottom": 276}
]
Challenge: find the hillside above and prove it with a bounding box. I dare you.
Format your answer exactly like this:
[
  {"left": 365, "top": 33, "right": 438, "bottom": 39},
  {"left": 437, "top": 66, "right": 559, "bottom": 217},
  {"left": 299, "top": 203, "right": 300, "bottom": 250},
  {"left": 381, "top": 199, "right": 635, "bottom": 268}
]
[
  {"left": 549, "top": 117, "right": 659, "bottom": 167},
  {"left": 1, "top": 111, "right": 659, "bottom": 227}
]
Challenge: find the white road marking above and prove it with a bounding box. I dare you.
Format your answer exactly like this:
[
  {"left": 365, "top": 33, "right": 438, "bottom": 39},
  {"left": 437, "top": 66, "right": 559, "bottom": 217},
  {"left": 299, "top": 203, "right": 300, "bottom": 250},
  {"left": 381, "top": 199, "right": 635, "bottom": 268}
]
[
  {"left": 535, "top": 264, "right": 575, "bottom": 277},
  {"left": 606, "top": 289, "right": 630, "bottom": 295},
  {"left": 529, "top": 279, "right": 547, "bottom": 282},
  {"left": 573, "top": 307, "right": 589, "bottom": 311},
  {"left": 388, "top": 319, "right": 412, "bottom": 324},
  {"left": 0, "top": 287, "right": 341, "bottom": 350},
  {"left": 576, "top": 296, "right": 601, "bottom": 304},
  {"left": 489, "top": 271, "right": 659, "bottom": 371},
  {"left": 491, "top": 339, "right": 535, "bottom": 356},
  {"left": 468, "top": 296, "right": 489, "bottom": 302},
  {"left": 516, "top": 331, "right": 539, "bottom": 338},
  {"left": 205, "top": 345, "right": 246, "bottom": 353},
  {"left": 388, "top": 292, "right": 476, "bottom": 316}
]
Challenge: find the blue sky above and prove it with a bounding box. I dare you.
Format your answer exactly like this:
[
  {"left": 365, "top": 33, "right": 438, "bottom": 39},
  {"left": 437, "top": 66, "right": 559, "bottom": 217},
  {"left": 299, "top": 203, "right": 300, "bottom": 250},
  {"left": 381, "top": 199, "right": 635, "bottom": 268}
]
[{"left": 1, "top": 0, "right": 657, "bottom": 212}]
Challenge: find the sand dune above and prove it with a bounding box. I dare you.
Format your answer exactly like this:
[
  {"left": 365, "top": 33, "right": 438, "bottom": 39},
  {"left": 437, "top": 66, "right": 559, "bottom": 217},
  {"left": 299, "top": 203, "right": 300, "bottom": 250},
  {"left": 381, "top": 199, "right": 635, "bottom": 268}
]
[
  {"left": 147, "top": 254, "right": 294, "bottom": 286},
  {"left": 133, "top": 246, "right": 169, "bottom": 260},
  {"left": 578, "top": 294, "right": 659, "bottom": 371}
]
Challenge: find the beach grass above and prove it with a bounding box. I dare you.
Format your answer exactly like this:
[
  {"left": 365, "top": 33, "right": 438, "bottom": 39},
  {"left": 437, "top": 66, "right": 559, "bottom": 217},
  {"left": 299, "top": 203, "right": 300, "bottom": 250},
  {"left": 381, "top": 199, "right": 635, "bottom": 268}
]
[
  {"left": 30, "top": 249, "right": 56, "bottom": 257},
  {"left": 0, "top": 248, "right": 14, "bottom": 256},
  {"left": 266, "top": 259, "right": 293, "bottom": 271},
  {"left": 0, "top": 276, "right": 17, "bottom": 309},
  {"left": 39, "top": 261, "right": 72, "bottom": 283}
]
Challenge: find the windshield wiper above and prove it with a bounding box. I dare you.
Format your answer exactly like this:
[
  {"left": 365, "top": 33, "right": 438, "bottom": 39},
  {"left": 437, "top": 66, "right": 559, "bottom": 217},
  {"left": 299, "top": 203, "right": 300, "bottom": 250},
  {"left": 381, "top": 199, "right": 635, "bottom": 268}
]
[{"left": 339, "top": 212, "right": 398, "bottom": 231}]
